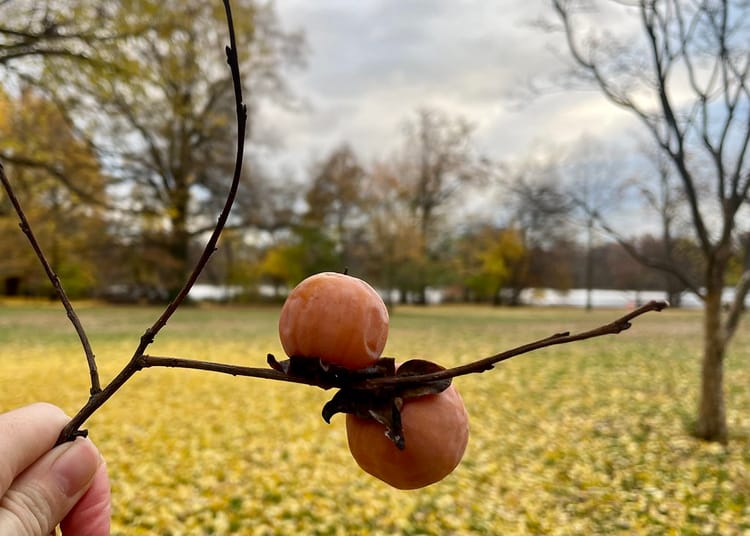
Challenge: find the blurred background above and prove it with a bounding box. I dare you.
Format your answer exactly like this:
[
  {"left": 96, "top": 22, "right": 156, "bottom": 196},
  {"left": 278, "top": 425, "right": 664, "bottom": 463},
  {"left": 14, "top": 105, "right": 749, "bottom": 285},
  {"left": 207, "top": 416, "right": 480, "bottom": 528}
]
[
  {"left": 1, "top": 1, "right": 749, "bottom": 533},
  {"left": 3, "top": 0, "right": 744, "bottom": 309}
]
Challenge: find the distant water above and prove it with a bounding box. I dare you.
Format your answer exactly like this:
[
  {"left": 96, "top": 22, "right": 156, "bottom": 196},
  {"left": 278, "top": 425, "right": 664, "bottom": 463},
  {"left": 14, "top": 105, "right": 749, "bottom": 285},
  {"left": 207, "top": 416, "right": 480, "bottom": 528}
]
[{"left": 189, "top": 283, "right": 745, "bottom": 309}]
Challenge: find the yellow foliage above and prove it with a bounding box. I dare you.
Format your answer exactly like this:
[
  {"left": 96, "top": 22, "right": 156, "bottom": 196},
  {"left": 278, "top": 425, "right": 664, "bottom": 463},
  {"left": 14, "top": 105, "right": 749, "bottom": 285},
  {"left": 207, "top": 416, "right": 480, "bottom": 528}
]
[{"left": 1, "top": 304, "right": 749, "bottom": 534}]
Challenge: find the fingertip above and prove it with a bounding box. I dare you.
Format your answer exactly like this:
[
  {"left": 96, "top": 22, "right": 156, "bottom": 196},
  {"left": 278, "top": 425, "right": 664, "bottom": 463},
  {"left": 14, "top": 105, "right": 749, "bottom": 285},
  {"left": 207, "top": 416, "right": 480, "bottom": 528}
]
[
  {"left": 0, "top": 403, "right": 72, "bottom": 496},
  {"left": 26, "top": 402, "right": 70, "bottom": 420},
  {"left": 60, "top": 460, "right": 111, "bottom": 536},
  {"left": 52, "top": 438, "right": 100, "bottom": 497}
]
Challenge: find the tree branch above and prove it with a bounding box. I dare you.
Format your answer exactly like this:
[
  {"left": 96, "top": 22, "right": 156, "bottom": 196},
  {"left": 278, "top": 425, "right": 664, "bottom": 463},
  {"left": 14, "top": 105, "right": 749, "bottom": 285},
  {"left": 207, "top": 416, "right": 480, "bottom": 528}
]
[
  {"left": 109, "top": 301, "right": 671, "bottom": 391},
  {"left": 0, "top": 152, "right": 109, "bottom": 209},
  {"left": 55, "top": 0, "right": 247, "bottom": 445},
  {"left": 723, "top": 270, "right": 750, "bottom": 345},
  {"left": 587, "top": 203, "right": 703, "bottom": 298},
  {"left": 363, "top": 299, "right": 669, "bottom": 387},
  {"left": 0, "top": 161, "right": 101, "bottom": 394}
]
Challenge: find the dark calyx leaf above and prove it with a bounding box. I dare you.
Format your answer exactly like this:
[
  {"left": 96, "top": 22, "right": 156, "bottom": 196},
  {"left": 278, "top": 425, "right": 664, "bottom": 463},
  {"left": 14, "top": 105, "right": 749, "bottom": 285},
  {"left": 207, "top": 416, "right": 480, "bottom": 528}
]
[
  {"left": 322, "top": 390, "right": 406, "bottom": 450},
  {"left": 320, "top": 358, "right": 451, "bottom": 450},
  {"left": 395, "top": 359, "right": 451, "bottom": 399},
  {"left": 267, "top": 354, "right": 396, "bottom": 389}
]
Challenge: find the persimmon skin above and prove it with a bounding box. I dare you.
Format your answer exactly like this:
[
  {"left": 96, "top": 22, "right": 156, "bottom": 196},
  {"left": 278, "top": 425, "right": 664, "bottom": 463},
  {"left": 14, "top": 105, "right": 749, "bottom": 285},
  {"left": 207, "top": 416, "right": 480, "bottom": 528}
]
[
  {"left": 346, "top": 383, "right": 469, "bottom": 490},
  {"left": 278, "top": 272, "right": 389, "bottom": 370}
]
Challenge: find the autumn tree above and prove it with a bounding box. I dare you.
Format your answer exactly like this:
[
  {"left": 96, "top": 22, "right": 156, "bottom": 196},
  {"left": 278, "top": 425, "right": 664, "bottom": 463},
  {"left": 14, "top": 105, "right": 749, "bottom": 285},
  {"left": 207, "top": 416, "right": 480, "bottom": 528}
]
[
  {"left": 501, "top": 156, "right": 573, "bottom": 304},
  {"left": 0, "top": 88, "right": 109, "bottom": 296},
  {"left": 453, "top": 224, "right": 526, "bottom": 304},
  {"left": 398, "top": 108, "right": 486, "bottom": 303},
  {"left": 358, "top": 162, "right": 425, "bottom": 306},
  {"left": 304, "top": 144, "right": 368, "bottom": 271},
  {"left": 0, "top": 1, "right": 155, "bottom": 208},
  {"left": 0, "top": 1, "right": 143, "bottom": 66},
  {"left": 3, "top": 0, "right": 304, "bottom": 297},
  {"left": 552, "top": 0, "right": 750, "bottom": 442}
]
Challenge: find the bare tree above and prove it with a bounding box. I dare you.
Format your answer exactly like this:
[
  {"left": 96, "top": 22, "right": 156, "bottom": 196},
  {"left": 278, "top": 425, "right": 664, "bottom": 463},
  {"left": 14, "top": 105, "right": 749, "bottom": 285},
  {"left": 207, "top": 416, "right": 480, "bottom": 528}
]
[
  {"left": 305, "top": 144, "right": 368, "bottom": 269},
  {"left": 562, "top": 138, "right": 626, "bottom": 311},
  {"left": 631, "top": 144, "right": 693, "bottom": 307},
  {"left": 551, "top": 0, "right": 750, "bottom": 442},
  {"left": 501, "top": 155, "right": 572, "bottom": 304},
  {"left": 399, "top": 108, "right": 485, "bottom": 303}
]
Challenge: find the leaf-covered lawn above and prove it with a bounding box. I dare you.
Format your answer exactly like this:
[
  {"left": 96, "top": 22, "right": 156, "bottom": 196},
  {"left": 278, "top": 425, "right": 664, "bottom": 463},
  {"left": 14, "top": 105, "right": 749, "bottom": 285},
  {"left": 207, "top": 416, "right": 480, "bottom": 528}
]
[{"left": 1, "top": 303, "right": 748, "bottom": 535}]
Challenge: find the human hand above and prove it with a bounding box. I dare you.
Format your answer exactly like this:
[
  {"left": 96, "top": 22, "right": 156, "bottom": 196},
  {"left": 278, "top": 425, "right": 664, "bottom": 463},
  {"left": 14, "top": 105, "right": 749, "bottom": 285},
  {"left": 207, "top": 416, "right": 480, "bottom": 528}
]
[{"left": 0, "top": 403, "right": 110, "bottom": 536}]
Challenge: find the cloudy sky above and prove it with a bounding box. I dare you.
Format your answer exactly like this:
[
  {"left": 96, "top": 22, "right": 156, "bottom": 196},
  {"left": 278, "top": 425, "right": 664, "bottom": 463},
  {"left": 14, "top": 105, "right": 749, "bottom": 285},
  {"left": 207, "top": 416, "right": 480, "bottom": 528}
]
[{"left": 258, "top": 0, "right": 640, "bottom": 178}]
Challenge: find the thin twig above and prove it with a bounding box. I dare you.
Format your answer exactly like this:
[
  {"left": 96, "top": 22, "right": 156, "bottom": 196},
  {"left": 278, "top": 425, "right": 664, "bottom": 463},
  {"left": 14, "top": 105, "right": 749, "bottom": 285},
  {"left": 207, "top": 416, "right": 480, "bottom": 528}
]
[
  {"left": 55, "top": 0, "right": 247, "bottom": 444},
  {"left": 140, "top": 355, "right": 311, "bottom": 385},
  {"left": 140, "top": 0, "right": 248, "bottom": 347},
  {"left": 114, "top": 300, "right": 670, "bottom": 390},
  {"left": 0, "top": 161, "right": 101, "bottom": 394},
  {"left": 363, "top": 299, "right": 670, "bottom": 387}
]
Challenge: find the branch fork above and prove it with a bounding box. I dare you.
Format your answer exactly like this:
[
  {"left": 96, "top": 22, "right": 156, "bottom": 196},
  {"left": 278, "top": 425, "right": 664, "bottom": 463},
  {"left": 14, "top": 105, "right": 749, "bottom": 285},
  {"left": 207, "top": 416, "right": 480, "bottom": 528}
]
[{"left": 0, "top": 0, "right": 670, "bottom": 451}]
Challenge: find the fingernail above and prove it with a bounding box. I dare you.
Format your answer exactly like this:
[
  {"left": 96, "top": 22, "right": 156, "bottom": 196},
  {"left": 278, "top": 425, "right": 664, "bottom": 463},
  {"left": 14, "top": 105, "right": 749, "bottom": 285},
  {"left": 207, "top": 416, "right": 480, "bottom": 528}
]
[{"left": 51, "top": 438, "right": 100, "bottom": 497}]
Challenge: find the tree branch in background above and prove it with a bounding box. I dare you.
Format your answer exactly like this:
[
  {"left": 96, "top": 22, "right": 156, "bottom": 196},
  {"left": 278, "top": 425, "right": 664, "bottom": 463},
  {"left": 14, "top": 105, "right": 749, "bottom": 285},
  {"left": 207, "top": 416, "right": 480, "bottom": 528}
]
[
  {"left": 0, "top": 161, "right": 101, "bottom": 394},
  {"left": 589, "top": 208, "right": 704, "bottom": 299},
  {"left": 0, "top": 152, "right": 108, "bottom": 208}
]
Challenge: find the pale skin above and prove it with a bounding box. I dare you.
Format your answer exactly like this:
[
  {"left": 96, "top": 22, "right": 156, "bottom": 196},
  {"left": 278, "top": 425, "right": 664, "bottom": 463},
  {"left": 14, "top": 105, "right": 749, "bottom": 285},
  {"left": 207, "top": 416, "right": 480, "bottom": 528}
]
[{"left": 0, "top": 403, "right": 111, "bottom": 536}]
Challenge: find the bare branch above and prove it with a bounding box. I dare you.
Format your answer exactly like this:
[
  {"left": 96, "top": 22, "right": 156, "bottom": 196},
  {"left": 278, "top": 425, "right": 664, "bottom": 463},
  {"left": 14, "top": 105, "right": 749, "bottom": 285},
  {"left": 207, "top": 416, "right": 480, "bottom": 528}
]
[
  {"left": 723, "top": 270, "right": 750, "bottom": 345},
  {"left": 111, "top": 301, "right": 670, "bottom": 391},
  {"left": 585, "top": 202, "right": 703, "bottom": 298},
  {"left": 56, "top": 0, "right": 248, "bottom": 445},
  {"left": 141, "top": 0, "right": 247, "bottom": 346},
  {"left": 0, "top": 161, "right": 101, "bottom": 394},
  {"left": 363, "top": 300, "right": 670, "bottom": 388},
  {"left": 0, "top": 152, "right": 109, "bottom": 208}
]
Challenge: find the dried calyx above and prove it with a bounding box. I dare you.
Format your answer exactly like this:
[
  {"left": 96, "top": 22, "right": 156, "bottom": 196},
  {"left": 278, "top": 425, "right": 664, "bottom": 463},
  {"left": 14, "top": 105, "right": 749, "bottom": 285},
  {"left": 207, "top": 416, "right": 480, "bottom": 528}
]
[{"left": 268, "top": 355, "right": 451, "bottom": 449}]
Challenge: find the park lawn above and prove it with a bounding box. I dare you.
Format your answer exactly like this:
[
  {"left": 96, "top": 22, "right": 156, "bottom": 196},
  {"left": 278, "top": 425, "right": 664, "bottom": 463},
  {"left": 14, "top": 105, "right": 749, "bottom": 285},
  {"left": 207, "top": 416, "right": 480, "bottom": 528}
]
[{"left": 0, "top": 302, "right": 749, "bottom": 535}]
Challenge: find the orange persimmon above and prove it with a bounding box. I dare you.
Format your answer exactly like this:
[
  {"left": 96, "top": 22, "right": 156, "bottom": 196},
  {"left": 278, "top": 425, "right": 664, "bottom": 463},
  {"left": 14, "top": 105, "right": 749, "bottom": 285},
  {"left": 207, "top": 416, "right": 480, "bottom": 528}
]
[
  {"left": 345, "top": 383, "right": 469, "bottom": 490},
  {"left": 278, "top": 272, "right": 389, "bottom": 370}
]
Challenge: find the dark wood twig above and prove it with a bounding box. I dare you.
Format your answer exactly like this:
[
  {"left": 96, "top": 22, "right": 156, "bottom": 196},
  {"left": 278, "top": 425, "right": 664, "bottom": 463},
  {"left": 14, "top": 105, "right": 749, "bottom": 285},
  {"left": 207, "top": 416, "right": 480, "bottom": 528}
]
[
  {"left": 103, "top": 300, "right": 671, "bottom": 390},
  {"left": 55, "top": 0, "right": 247, "bottom": 444},
  {"left": 139, "top": 0, "right": 247, "bottom": 350},
  {"left": 362, "top": 299, "right": 670, "bottom": 388},
  {"left": 0, "top": 161, "right": 101, "bottom": 394}
]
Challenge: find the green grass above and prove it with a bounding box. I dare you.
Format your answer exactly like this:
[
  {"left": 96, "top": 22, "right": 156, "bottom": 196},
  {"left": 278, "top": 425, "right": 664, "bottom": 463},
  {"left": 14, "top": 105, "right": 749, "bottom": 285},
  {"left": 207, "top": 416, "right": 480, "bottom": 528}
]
[{"left": 1, "top": 302, "right": 749, "bottom": 535}]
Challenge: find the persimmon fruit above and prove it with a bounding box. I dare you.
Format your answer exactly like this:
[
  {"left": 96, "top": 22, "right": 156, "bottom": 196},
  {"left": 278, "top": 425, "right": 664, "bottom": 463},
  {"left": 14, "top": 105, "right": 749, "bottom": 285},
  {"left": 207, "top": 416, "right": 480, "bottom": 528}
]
[
  {"left": 278, "top": 271, "right": 389, "bottom": 370},
  {"left": 345, "top": 382, "right": 469, "bottom": 490}
]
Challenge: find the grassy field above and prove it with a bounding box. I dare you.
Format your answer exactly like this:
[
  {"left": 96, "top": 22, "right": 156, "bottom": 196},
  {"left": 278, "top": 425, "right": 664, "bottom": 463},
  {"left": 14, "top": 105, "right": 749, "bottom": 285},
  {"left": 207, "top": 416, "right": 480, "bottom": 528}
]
[{"left": 0, "top": 301, "right": 749, "bottom": 535}]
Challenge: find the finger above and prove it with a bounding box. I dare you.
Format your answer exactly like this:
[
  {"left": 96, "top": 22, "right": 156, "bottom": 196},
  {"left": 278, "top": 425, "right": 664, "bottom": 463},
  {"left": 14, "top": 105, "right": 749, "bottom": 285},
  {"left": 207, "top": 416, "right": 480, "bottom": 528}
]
[
  {"left": 60, "top": 460, "right": 111, "bottom": 536},
  {"left": 0, "top": 403, "right": 70, "bottom": 496},
  {"left": 0, "top": 437, "right": 102, "bottom": 535}
]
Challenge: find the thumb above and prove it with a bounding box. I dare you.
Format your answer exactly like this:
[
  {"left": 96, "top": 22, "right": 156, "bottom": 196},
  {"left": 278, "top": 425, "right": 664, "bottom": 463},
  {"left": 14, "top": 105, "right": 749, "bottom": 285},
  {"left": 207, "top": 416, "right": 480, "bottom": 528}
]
[{"left": 0, "top": 438, "right": 102, "bottom": 536}]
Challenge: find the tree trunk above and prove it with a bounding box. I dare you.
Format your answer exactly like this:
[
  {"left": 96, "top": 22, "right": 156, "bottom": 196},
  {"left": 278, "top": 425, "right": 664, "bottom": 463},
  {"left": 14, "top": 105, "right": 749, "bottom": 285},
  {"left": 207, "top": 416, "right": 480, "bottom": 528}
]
[
  {"left": 167, "top": 184, "right": 192, "bottom": 299},
  {"left": 695, "top": 287, "right": 728, "bottom": 443},
  {"left": 585, "top": 217, "right": 594, "bottom": 311}
]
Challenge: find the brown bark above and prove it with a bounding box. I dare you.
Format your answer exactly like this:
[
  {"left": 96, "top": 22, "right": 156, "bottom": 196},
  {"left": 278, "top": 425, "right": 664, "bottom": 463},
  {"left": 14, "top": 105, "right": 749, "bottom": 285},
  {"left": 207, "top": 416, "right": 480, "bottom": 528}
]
[{"left": 695, "top": 287, "right": 728, "bottom": 443}]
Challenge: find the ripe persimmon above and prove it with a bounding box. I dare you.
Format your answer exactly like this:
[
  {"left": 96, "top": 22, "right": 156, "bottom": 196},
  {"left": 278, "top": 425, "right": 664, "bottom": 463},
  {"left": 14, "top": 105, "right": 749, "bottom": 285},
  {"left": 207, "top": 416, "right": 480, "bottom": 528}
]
[
  {"left": 278, "top": 272, "right": 389, "bottom": 370},
  {"left": 346, "top": 383, "right": 469, "bottom": 490}
]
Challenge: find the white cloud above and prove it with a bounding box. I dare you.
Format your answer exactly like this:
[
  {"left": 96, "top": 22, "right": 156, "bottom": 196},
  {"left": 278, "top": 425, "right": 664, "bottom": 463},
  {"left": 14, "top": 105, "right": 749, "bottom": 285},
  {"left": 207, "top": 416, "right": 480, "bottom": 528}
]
[{"left": 262, "top": 0, "right": 644, "bottom": 176}]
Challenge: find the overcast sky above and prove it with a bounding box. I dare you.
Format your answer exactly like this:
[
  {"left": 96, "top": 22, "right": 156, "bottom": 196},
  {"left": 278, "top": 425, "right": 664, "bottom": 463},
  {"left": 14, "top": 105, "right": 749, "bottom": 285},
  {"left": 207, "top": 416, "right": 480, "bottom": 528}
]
[{"left": 257, "top": 0, "right": 640, "bottom": 179}]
